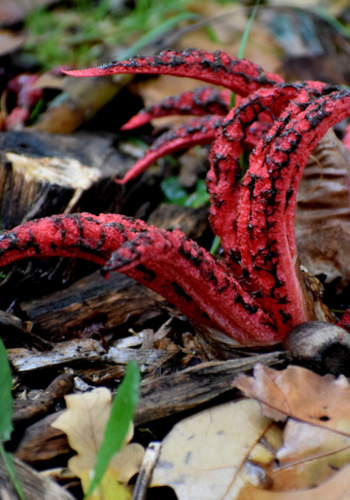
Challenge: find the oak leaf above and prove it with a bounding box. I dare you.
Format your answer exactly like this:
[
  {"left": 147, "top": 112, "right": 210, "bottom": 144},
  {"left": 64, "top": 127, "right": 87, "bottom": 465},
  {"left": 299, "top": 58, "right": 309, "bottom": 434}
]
[
  {"left": 52, "top": 388, "right": 144, "bottom": 498},
  {"left": 235, "top": 364, "right": 350, "bottom": 490},
  {"left": 234, "top": 364, "right": 350, "bottom": 430}
]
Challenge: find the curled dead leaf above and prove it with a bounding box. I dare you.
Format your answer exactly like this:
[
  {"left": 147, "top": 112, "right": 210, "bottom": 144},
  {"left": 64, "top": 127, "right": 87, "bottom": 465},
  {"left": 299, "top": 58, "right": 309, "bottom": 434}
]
[
  {"left": 295, "top": 129, "right": 350, "bottom": 291},
  {"left": 234, "top": 364, "right": 350, "bottom": 491}
]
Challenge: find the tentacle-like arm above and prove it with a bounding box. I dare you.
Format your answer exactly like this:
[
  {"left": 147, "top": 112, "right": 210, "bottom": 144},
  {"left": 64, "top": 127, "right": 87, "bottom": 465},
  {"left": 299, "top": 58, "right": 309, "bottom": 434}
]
[
  {"left": 0, "top": 214, "right": 219, "bottom": 331},
  {"left": 0, "top": 212, "right": 281, "bottom": 345},
  {"left": 65, "top": 49, "right": 284, "bottom": 95},
  {"left": 121, "top": 87, "right": 231, "bottom": 130},
  {"left": 105, "top": 229, "right": 279, "bottom": 345},
  {"left": 237, "top": 89, "right": 350, "bottom": 330},
  {"left": 116, "top": 115, "right": 223, "bottom": 184},
  {"left": 117, "top": 115, "right": 271, "bottom": 185},
  {"left": 207, "top": 82, "right": 336, "bottom": 266}
]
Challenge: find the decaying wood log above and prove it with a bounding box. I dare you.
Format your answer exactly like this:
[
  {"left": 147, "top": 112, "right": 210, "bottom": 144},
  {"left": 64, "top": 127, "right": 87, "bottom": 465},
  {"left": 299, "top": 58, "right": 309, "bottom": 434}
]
[
  {"left": 135, "top": 351, "right": 287, "bottom": 425},
  {"left": 0, "top": 129, "right": 161, "bottom": 306},
  {"left": 8, "top": 339, "right": 180, "bottom": 374},
  {"left": 0, "top": 310, "right": 51, "bottom": 350},
  {"left": 0, "top": 130, "right": 135, "bottom": 230},
  {"left": 8, "top": 339, "right": 106, "bottom": 372},
  {"left": 0, "top": 151, "right": 100, "bottom": 227},
  {"left": 20, "top": 271, "right": 165, "bottom": 338}
]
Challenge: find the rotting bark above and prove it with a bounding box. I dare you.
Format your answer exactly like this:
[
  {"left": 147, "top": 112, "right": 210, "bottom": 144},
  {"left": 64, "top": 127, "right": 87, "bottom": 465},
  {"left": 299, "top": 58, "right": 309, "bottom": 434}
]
[
  {"left": 20, "top": 271, "right": 164, "bottom": 339},
  {"left": 0, "top": 152, "right": 100, "bottom": 229},
  {"left": 12, "top": 373, "right": 73, "bottom": 424}
]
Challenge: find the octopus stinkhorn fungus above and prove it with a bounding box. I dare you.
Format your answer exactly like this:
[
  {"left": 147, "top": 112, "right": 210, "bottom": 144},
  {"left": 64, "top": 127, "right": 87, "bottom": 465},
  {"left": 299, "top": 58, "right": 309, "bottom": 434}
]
[{"left": 0, "top": 49, "right": 349, "bottom": 346}]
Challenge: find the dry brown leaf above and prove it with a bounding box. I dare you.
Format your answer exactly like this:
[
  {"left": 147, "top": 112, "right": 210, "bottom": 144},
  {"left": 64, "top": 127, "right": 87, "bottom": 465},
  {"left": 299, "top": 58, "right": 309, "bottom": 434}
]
[
  {"left": 295, "top": 129, "right": 350, "bottom": 291},
  {"left": 269, "top": 420, "right": 350, "bottom": 490},
  {"left": 234, "top": 364, "right": 350, "bottom": 490},
  {"left": 234, "top": 363, "right": 350, "bottom": 431},
  {"left": 151, "top": 399, "right": 283, "bottom": 500},
  {"left": 238, "top": 462, "right": 350, "bottom": 500},
  {"left": 51, "top": 387, "right": 144, "bottom": 484}
]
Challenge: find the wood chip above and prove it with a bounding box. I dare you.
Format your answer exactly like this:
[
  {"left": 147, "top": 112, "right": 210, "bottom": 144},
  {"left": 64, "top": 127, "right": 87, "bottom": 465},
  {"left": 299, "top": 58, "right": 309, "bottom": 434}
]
[
  {"left": 13, "top": 373, "right": 73, "bottom": 424},
  {"left": 16, "top": 412, "right": 70, "bottom": 465},
  {"left": 105, "top": 347, "right": 179, "bottom": 373},
  {"left": 135, "top": 351, "right": 287, "bottom": 425},
  {"left": 21, "top": 271, "right": 164, "bottom": 338},
  {"left": 8, "top": 339, "right": 106, "bottom": 372}
]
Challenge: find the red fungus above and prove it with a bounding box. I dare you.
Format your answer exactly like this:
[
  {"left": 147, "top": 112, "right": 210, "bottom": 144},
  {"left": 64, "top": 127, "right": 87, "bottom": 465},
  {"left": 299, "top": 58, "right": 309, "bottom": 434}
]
[
  {"left": 338, "top": 310, "right": 350, "bottom": 333},
  {"left": 116, "top": 115, "right": 223, "bottom": 185},
  {"left": 238, "top": 90, "right": 350, "bottom": 326},
  {"left": 116, "top": 114, "right": 270, "bottom": 185},
  {"left": 66, "top": 49, "right": 283, "bottom": 94},
  {"left": 0, "top": 213, "right": 278, "bottom": 345},
  {"left": 121, "top": 86, "right": 231, "bottom": 130},
  {"left": 1, "top": 50, "right": 349, "bottom": 346}
]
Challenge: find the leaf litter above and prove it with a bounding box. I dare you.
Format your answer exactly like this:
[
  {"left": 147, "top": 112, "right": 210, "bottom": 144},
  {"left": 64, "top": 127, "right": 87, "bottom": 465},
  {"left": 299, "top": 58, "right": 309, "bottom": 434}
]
[{"left": 147, "top": 364, "right": 350, "bottom": 499}]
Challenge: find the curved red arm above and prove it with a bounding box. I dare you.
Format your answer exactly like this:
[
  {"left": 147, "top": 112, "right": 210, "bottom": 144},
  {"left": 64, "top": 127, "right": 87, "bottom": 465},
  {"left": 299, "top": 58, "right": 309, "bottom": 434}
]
[{"left": 65, "top": 49, "right": 283, "bottom": 95}]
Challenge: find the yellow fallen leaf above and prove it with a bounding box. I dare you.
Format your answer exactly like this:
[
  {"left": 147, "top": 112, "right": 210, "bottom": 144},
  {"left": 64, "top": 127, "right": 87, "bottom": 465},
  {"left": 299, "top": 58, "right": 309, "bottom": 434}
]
[
  {"left": 52, "top": 387, "right": 144, "bottom": 495},
  {"left": 151, "top": 399, "right": 282, "bottom": 500},
  {"left": 81, "top": 469, "right": 132, "bottom": 500},
  {"left": 52, "top": 388, "right": 114, "bottom": 477}
]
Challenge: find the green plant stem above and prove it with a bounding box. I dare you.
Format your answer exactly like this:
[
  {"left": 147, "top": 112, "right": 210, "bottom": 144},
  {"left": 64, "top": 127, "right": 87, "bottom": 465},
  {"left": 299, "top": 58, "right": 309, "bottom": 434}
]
[
  {"left": 210, "top": 235, "right": 221, "bottom": 255},
  {"left": 237, "top": 0, "right": 261, "bottom": 59},
  {"left": 0, "top": 445, "right": 26, "bottom": 500},
  {"left": 86, "top": 362, "right": 141, "bottom": 496}
]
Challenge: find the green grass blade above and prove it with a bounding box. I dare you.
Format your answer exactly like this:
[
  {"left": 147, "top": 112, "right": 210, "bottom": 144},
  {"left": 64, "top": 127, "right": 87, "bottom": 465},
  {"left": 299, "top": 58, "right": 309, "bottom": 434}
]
[
  {"left": 0, "top": 445, "right": 25, "bottom": 500},
  {"left": 210, "top": 235, "right": 221, "bottom": 255},
  {"left": 0, "top": 341, "right": 25, "bottom": 498},
  {"left": 120, "top": 12, "right": 200, "bottom": 60},
  {"left": 0, "top": 338, "right": 13, "bottom": 442},
  {"left": 237, "top": 0, "right": 261, "bottom": 59},
  {"left": 86, "top": 362, "right": 141, "bottom": 496}
]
